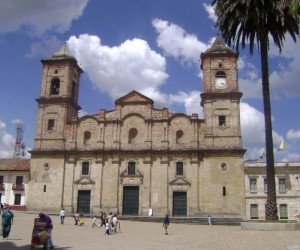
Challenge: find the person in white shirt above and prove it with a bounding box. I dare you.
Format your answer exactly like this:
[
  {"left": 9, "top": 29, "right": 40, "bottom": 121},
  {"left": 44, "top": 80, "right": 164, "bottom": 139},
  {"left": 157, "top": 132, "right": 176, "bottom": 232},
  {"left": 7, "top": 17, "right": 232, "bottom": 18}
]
[{"left": 59, "top": 208, "right": 66, "bottom": 224}]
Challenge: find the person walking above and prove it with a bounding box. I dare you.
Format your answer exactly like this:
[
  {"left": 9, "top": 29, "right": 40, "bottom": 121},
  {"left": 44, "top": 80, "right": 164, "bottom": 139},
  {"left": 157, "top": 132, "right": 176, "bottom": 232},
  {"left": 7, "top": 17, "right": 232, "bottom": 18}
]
[
  {"left": 79, "top": 210, "right": 84, "bottom": 226},
  {"left": 59, "top": 208, "right": 66, "bottom": 224},
  {"left": 208, "top": 215, "right": 212, "bottom": 225},
  {"left": 38, "top": 212, "right": 54, "bottom": 249},
  {"left": 99, "top": 211, "right": 106, "bottom": 228},
  {"left": 163, "top": 214, "right": 170, "bottom": 235},
  {"left": 2, "top": 206, "right": 14, "bottom": 239},
  {"left": 105, "top": 219, "right": 111, "bottom": 235},
  {"left": 112, "top": 214, "right": 119, "bottom": 233},
  {"left": 74, "top": 211, "right": 79, "bottom": 225},
  {"left": 92, "top": 216, "right": 98, "bottom": 228}
]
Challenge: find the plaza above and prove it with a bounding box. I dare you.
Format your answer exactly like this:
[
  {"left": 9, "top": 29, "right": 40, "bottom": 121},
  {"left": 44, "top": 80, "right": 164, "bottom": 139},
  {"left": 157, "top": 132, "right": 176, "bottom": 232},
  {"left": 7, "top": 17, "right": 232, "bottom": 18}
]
[{"left": 1, "top": 211, "right": 300, "bottom": 250}]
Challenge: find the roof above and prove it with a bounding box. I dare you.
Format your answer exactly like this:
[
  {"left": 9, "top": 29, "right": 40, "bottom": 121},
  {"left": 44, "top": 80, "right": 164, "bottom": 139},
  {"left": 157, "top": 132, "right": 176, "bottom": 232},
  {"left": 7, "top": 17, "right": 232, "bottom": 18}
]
[
  {"left": 49, "top": 43, "right": 76, "bottom": 60},
  {"left": 115, "top": 90, "right": 154, "bottom": 106},
  {"left": 204, "top": 36, "right": 234, "bottom": 54},
  {"left": 0, "top": 158, "right": 30, "bottom": 171}
]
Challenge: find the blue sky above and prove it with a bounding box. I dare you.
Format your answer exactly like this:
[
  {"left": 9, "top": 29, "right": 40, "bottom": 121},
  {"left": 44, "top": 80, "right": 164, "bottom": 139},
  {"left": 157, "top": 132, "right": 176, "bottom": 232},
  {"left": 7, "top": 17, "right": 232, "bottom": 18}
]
[{"left": 0, "top": 0, "right": 300, "bottom": 161}]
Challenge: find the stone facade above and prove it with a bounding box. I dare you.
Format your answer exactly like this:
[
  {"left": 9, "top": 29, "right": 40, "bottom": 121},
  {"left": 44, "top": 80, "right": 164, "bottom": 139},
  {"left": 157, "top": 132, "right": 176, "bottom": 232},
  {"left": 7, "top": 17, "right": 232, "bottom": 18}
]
[
  {"left": 27, "top": 38, "right": 246, "bottom": 217},
  {"left": 245, "top": 161, "right": 300, "bottom": 220}
]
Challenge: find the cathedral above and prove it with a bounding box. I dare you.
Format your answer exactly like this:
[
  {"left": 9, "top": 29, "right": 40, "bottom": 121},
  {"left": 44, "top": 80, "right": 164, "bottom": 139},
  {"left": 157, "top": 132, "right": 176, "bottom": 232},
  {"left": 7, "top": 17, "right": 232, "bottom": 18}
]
[{"left": 27, "top": 37, "right": 246, "bottom": 218}]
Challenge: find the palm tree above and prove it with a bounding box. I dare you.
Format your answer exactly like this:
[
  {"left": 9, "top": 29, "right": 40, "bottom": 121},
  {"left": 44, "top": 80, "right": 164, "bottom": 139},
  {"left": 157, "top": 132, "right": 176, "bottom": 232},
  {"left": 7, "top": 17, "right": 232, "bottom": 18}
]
[
  {"left": 211, "top": 0, "right": 299, "bottom": 220},
  {"left": 277, "top": 0, "right": 300, "bottom": 15}
]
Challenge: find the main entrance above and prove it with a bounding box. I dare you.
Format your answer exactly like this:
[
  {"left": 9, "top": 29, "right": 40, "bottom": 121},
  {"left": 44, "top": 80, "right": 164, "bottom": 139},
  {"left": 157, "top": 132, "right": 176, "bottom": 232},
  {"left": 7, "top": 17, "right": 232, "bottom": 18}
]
[
  {"left": 123, "top": 186, "right": 139, "bottom": 215},
  {"left": 173, "top": 191, "right": 187, "bottom": 216},
  {"left": 77, "top": 190, "right": 91, "bottom": 214}
]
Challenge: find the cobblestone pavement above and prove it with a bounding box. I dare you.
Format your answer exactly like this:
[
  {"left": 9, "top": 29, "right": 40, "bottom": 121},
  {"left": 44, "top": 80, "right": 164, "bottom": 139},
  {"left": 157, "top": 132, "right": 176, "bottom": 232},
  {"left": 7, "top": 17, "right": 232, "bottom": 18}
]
[{"left": 1, "top": 211, "right": 300, "bottom": 250}]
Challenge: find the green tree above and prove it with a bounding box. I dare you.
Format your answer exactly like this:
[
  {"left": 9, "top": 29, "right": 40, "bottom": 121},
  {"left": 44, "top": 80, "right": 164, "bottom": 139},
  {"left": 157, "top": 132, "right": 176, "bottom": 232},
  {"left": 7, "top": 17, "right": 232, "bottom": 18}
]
[
  {"left": 212, "top": 0, "right": 299, "bottom": 220},
  {"left": 277, "top": 0, "right": 300, "bottom": 15}
]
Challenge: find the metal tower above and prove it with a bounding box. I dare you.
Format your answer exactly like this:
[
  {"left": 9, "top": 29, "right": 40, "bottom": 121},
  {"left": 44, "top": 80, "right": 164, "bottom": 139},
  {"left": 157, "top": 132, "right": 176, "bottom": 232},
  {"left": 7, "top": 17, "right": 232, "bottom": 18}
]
[{"left": 13, "top": 122, "right": 26, "bottom": 158}]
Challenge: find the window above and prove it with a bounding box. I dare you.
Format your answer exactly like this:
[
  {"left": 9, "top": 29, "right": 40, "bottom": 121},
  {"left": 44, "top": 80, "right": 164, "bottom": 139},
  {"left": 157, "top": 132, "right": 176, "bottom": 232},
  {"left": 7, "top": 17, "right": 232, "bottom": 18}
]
[
  {"left": 218, "top": 116, "right": 226, "bottom": 127},
  {"left": 128, "top": 128, "right": 138, "bottom": 143},
  {"left": 264, "top": 178, "right": 268, "bottom": 193},
  {"left": 47, "top": 119, "right": 55, "bottom": 130},
  {"left": 51, "top": 78, "right": 60, "bottom": 95},
  {"left": 176, "top": 130, "right": 184, "bottom": 143},
  {"left": 82, "top": 162, "right": 90, "bottom": 175},
  {"left": 279, "top": 178, "right": 286, "bottom": 193},
  {"left": 250, "top": 204, "right": 259, "bottom": 219},
  {"left": 279, "top": 204, "right": 288, "bottom": 219},
  {"left": 223, "top": 186, "right": 226, "bottom": 196},
  {"left": 176, "top": 162, "right": 184, "bottom": 176},
  {"left": 216, "top": 71, "right": 226, "bottom": 78},
  {"left": 128, "top": 162, "right": 136, "bottom": 175},
  {"left": 14, "top": 194, "right": 21, "bottom": 205},
  {"left": 16, "top": 176, "right": 23, "bottom": 185},
  {"left": 250, "top": 178, "right": 257, "bottom": 193},
  {"left": 0, "top": 176, "right": 4, "bottom": 190},
  {"left": 220, "top": 162, "right": 227, "bottom": 171},
  {"left": 84, "top": 131, "right": 91, "bottom": 145}
]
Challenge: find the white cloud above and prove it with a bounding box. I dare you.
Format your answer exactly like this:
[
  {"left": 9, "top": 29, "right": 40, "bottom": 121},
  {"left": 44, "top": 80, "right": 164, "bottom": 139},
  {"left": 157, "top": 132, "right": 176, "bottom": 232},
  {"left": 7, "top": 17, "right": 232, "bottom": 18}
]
[
  {"left": 240, "top": 102, "right": 265, "bottom": 147},
  {"left": 26, "top": 35, "right": 62, "bottom": 58},
  {"left": 268, "top": 38, "right": 300, "bottom": 99},
  {"left": 67, "top": 34, "right": 169, "bottom": 101},
  {"left": 152, "top": 19, "right": 210, "bottom": 66},
  {"left": 203, "top": 4, "right": 217, "bottom": 23},
  {"left": 287, "top": 129, "right": 300, "bottom": 140},
  {"left": 0, "top": 120, "right": 15, "bottom": 158},
  {"left": 169, "top": 91, "right": 203, "bottom": 117},
  {"left": 0, "top": 0, "right": 88, "bottom": 35}
]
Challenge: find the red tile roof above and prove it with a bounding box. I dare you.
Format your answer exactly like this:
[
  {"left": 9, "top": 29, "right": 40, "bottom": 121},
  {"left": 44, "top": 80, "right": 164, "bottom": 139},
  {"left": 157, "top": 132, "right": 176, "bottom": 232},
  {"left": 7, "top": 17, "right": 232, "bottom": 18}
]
[{"left": 0, "top": 158, "right": 30, "bottom": 171}]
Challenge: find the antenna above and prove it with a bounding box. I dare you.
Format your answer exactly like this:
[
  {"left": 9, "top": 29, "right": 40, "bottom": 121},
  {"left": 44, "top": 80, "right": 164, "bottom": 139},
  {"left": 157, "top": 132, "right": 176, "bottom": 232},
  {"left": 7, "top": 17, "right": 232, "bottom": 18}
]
[{"left": 13, "top": 122, "right": 26, "bottom": 158}]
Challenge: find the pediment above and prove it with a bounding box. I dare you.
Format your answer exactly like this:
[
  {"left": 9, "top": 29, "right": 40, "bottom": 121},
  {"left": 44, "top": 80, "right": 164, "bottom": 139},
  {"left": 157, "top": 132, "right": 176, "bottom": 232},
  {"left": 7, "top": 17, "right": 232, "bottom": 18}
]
[
  {"left": 74, "top": 176, "right": 95, "bottom": 185},
  {"left": 115, "top": 90, "right": 154, "bottom": 106},
  {"left": 120, "top": 169, "right": 144, "bottom": 185},
  {"left": 169, "top": 177, "right": 191, "bottom": 186}
]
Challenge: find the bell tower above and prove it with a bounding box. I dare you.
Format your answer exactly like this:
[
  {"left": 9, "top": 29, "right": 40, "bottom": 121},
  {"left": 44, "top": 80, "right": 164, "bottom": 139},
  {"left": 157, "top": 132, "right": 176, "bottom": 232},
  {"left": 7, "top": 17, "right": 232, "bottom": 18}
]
[
  {"left": 200, "top": 37, "right": 243, "bottom": 148},
  {"left": 34, "top": 44, "right": 83, "bottom": 150}
]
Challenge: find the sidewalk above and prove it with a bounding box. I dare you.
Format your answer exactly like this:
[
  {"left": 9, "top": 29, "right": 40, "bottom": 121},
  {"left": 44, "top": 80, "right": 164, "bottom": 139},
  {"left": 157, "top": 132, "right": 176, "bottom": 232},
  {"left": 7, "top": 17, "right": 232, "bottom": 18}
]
[{"left": 1, "top": 211, "right": 300, "bottom": 250}]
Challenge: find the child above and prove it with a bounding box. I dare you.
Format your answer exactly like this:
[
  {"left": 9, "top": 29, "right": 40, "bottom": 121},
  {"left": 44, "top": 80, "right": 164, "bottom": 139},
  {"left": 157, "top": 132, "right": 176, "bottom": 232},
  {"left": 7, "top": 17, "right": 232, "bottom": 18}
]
[
  {"left": 105, "top": 219, "right": 110, "bottom": 235},
  {"left": 92, "top": 216, "right": 98, "bottom": 228}
]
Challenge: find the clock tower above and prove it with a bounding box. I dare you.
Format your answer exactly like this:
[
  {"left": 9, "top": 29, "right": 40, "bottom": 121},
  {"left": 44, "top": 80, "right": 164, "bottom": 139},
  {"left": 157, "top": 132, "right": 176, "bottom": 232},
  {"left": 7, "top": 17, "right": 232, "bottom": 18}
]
[
  {"left": 34, "top": 43, "right": 83, "bottom": 150},
  {"left": 200, "top": 37, "right": 243, "bottom": 148}
]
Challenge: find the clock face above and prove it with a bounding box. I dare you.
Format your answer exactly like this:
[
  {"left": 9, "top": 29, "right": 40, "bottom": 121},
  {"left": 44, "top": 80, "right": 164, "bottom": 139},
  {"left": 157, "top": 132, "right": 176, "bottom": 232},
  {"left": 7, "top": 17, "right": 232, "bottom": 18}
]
[{"left": 215, "top": 78, "right": 227, "bottom": 89}]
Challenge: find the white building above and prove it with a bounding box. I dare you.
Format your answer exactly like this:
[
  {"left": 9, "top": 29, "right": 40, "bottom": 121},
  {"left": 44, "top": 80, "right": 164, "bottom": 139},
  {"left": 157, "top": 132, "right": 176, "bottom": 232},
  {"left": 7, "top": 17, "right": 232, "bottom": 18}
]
[
  {"left": 0, "top": 158, "right": 30, "bottom": 210},
  {"left": 244, "top": 160, "right": 300, "bottom": 220}
]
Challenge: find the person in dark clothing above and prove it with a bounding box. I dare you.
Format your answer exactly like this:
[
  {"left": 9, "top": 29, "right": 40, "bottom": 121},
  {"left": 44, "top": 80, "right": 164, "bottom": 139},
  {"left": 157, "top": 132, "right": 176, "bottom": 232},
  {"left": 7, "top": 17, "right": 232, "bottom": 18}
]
[
  {"left": 163, "top": 214, "right": 170, "bottom": 235},
  {"left": 39, "top": 212, "right": 54, "bottom": 249},
  {"left": 99, "top": 211, "right": 106, "bottom": 228}
]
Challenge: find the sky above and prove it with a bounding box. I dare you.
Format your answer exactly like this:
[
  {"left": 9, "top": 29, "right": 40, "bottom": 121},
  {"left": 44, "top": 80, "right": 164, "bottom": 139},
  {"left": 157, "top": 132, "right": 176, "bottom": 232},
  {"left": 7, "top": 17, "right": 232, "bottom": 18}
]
[{"left": 0, "top": 0, "right": 300, "bottom": 162}]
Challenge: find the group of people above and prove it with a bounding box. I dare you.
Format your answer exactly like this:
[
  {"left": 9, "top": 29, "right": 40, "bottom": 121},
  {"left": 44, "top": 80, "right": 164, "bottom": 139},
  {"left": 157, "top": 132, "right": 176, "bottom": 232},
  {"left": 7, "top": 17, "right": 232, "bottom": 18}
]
[
  {"left": 2, "top": 205, "right": 171, "bottom": 250},
  {"left": 92, "top": 211, "right": 119, "bottom": 235},
  {"left": 73, "top": 210, "right": 84, "bottom": 226}
]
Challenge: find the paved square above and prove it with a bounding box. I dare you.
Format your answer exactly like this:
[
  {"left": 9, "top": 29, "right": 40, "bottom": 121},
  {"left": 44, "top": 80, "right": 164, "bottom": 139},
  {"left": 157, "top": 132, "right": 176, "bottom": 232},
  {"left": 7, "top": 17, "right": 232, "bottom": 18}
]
[{"left": 1, "top": 212, "right": 300, "bottom": 249}]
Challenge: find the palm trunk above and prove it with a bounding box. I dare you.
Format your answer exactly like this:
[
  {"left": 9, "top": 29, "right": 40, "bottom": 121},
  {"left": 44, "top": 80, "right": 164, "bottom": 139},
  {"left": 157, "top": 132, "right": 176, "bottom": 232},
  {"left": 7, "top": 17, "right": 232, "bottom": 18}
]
[{"left": 260, "top": 31, "right": 278, "bottom": 221}]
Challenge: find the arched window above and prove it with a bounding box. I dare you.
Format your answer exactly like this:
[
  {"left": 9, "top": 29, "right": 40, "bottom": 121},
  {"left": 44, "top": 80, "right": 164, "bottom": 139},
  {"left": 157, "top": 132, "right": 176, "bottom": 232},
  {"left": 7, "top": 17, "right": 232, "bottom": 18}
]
[
  {"left": 128, "top": 128, "right": 138, "bottom": 143},
  {"left": 83, "top": 131, "right": 91, "bottom": 145},
  {"left": 176, "top": 130, "right": 184, "bottom": 143},
  {"left": 51, "top": 78, "right": 60, "bottom": 95},
  {"left": 215, "top": 71, "right": 226, "bottom": 79}
]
